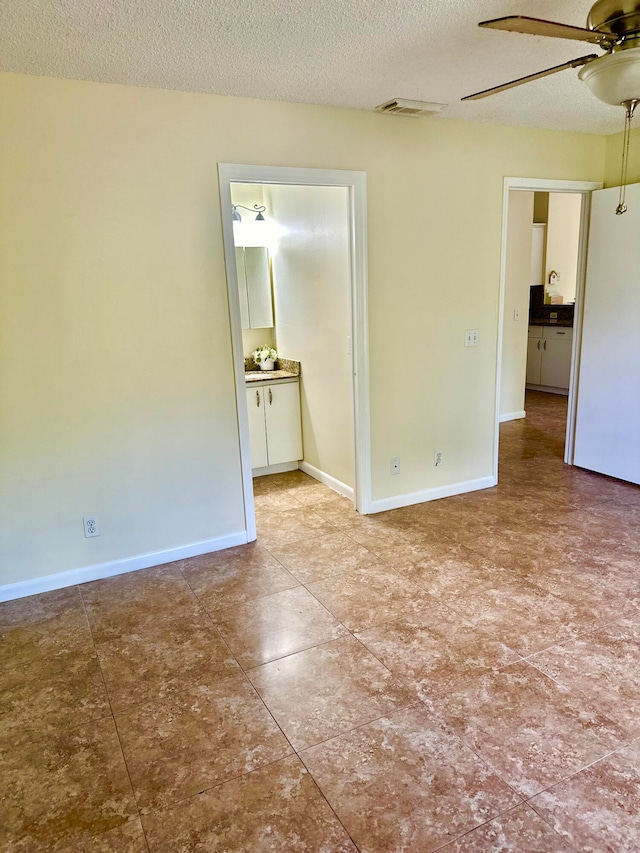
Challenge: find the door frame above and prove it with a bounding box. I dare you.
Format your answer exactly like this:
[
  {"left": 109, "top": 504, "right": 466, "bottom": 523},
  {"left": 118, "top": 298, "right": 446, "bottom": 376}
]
[
  {"left": 494, "top": 177, "right": 602, "bottom": 481},
  {"left": 218, "top": 163, "right": 371, "bottom": 541}
]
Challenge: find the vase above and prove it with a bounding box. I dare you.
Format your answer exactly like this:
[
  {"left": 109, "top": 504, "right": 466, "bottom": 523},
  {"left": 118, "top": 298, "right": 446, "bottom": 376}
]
[{"left": 259, "top": 359, "right": 275, "bottom": 371}]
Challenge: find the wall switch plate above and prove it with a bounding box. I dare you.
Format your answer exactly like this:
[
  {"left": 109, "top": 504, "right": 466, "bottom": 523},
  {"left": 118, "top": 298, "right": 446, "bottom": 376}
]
[
  {"left": 83, "top": 516, "right": 99, "bottom": 538},
  {"left": 390, "top": 457, "right": 400, "bottom": 475},
  {"left": 513, "top": 308, "right": 521, "bottom": 321},
  {"left": 465, "top": 329, "right": 479, "bottom": 347},
  {"left": 434, "top": 451, "right": 443, "bottom": 467}
]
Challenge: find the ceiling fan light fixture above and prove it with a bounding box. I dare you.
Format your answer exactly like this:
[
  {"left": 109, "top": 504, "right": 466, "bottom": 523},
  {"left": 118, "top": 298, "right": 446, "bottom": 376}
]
[{"left": 578, "top": 47, "right": 640, "bottom": 104}]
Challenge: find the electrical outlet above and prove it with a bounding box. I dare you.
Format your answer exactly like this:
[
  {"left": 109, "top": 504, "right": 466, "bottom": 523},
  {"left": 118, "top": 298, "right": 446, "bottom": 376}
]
[
  {"left": 390, "top": 457, "right": 400, "bottom": 475},
  {"left": 434, "top": 451, "right": 443, "bottom": 467},
  {"left": 465, "top": 329, "right": 479, "bottom": 347},
  {"left": 83, "top": 516, "right": 99, "bottom": 538}
]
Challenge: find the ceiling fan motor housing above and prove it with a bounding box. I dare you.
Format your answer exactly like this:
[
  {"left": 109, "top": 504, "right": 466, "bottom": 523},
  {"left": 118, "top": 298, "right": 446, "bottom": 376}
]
[{"left": 587, "top": 0, "right": 640, "bottom": 38}]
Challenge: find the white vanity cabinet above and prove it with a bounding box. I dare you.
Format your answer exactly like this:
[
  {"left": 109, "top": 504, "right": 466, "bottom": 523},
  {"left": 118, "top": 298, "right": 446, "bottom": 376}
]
[
  {"left": 245, "top": 380, "right": 302, "bottom": 472},
  {"left": 526, "top": 326, "right": 573, "bottom": 392}
]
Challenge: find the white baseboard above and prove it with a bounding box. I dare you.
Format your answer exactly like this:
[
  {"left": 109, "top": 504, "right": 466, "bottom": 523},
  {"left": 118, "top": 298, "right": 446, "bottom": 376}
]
[
  {"left": 0, "top": 531, "right": 248, "bottom": 603},
  {"left": 526, "top": 384, "right": 569, "bottom": 397},
  {"left": 298, "top": 461, "right": 354, "bottom": 501},
  {"left": 499, "top": 410, "right": 526, "bottom": 423},
  {"left": 253, "top": 461, "right": 299, "bottom": 477},
  {"left": 368, "top": 475, "right": 496, "bottom": 514}
]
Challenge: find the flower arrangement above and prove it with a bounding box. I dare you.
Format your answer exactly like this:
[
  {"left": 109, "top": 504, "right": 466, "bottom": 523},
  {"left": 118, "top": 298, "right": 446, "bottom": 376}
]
[{"left": 253, "top": 345, "right": 278, "bottom": 369}]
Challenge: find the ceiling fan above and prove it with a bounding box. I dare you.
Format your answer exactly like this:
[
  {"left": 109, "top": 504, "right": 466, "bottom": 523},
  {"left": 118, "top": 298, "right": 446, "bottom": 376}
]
[{"left": 462, "top": 1, "right": 640, "bottom": 213}]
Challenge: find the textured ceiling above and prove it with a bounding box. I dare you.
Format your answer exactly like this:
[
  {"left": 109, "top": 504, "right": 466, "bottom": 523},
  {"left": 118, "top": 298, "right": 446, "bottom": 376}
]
[{"left": 0, "top": 0, "right": 630, "bottom": 134}]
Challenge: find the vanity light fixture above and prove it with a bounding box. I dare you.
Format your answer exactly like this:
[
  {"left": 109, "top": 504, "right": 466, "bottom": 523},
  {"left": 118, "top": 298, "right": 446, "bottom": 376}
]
[{"left": 232, "top": 204, "right": 267, "bottom": 221}]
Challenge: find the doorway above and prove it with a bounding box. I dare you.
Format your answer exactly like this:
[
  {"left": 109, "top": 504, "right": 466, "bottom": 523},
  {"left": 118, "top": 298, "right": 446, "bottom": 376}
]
[
  {"left": 218, "top": 164, "right": 372, "bottom": 542},
  {"left": 495, "top": 177, "right": 602, "bottom": 482}
]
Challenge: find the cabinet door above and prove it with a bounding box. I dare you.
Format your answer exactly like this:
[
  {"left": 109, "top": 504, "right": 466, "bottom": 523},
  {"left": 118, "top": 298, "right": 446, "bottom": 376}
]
[
  {"left": 245, "top": 247, "right": 273, "bottom": 329},
  {"left": 245, "top": 387, "right": 268, "bottom": 469},
  {"left": 236, "top": 248, "right": 250, "bottom": 330},
  {"left": 541, "top": 338, "right": 572, "bottom": 389},
  {"left": 264, "top": 383, "right": 303, "bottom": 465},
  {"left": 526, "top": 336, "right": 542, "bottom": 385}
]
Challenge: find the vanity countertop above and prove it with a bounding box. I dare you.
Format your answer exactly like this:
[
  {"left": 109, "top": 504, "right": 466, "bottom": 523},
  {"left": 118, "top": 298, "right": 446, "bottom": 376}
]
[{"left": 245, "top": 370, "right": 299, "bottom": 383}]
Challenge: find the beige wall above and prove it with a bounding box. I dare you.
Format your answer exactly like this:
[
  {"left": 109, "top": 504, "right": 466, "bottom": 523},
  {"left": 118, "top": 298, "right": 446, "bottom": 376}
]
[
  {"left": 604, "top": 127, "right": 640, "bottom": 187},
  {"left": 545, "top": 193, "right": 583, "bottom": 304},
  {"left": 266, "top": 185, "right": 354, "bottom": 489},
  {"left": 500, "top": 192, "right": 534, "bottom": 419},
  {"left": 0, "top": 71, "right": 607, "bottom": 588}
]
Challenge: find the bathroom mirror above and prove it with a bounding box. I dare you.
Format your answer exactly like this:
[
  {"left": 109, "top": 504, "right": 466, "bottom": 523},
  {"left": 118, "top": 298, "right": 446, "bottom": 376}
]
[{"left": 235, "top": 246, "right": 274, "bottom": 329}]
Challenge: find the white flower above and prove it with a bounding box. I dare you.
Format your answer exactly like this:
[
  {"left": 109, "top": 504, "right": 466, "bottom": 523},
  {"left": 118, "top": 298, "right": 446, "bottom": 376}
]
[{"left": 253, "top": 345, "right": 278, "bottom": 363}]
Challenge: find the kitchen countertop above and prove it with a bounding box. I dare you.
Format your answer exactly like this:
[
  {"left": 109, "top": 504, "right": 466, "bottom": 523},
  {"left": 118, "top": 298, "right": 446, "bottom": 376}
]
[
  {"left": 245, "top": 370, "right": 299, "bottom": 383},
  {"left": 529, "top": 319, "right": 574, "bottom": 328}
]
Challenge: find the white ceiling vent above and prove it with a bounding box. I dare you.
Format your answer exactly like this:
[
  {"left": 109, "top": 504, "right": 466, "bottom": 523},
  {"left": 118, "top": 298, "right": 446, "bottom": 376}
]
[{"left": 375, "top": 98, "right": 446, "bottom": 117}]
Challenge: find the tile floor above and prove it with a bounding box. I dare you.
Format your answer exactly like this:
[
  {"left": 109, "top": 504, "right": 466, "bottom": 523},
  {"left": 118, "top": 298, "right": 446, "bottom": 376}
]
[{"left": 2, "top": 390, "right": 640, "bottom": 851}]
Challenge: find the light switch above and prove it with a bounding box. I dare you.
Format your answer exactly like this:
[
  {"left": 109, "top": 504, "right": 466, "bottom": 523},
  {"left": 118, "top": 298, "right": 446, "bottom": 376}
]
[
  {"left": 514, "top": 309, "right": 521, "bottom": 321},
  {"left": 465, "top": 329, "right": 479, "bottom": 347}
]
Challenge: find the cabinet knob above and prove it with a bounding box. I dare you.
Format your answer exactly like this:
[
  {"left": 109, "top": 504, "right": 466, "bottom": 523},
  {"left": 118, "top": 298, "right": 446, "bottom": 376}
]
[
  {"left": 537, "top": 340, "right": 541, "bottom": 350},
  {"left": 268, "top": 388, "right": 273, "bottom": 405},
  {"left": 543, "top": 340, "right": 547, "bottom": 350},
  {"left": 256, "top": 390, "right": 260, "bottom": 407}
]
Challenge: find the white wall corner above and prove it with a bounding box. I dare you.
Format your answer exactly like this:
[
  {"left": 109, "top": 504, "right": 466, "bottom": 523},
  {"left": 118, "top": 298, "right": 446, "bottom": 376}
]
[
  {"left": 0, "top": 532, "right": 248, "bottom": 603},
  {"left": 298, "top": 460, "right": 354, "bottom": 501}
]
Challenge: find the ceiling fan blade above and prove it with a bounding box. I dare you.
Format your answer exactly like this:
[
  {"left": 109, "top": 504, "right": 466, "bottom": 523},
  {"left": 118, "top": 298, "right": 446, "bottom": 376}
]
[
  {"left": 461, "top": 55, "right": 598, "bottom": 101},
  {"left": 480, "top": 16, "right": 612, "bottom": 46}
]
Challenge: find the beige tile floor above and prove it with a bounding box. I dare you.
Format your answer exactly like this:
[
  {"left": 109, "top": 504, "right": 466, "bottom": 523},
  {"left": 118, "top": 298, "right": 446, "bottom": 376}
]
[{"left": 2, "top": 390, "right": 640, "bottom": 851}]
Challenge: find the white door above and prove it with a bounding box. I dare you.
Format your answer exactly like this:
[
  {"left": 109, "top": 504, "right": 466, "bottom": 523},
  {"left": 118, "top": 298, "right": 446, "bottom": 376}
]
[
  {"left": 573, "top": 183, "right": 640, "bottom": 485},
  {"left": 264, "top": 383, "right": 303, "bottom": 465},
  {"left": 245, "top": 387, "right": 268, "bottom": 469}
]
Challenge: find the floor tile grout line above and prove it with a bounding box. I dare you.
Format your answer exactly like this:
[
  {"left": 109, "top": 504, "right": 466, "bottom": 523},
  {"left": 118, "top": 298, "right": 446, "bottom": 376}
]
[
  {"left": 421, "top": 681, "right": 639, "bottom": 820},
  {"left": 136, "top": 749, "right": 364, "bottom": 851},
  {"left": 290, "top": 699, "right": 425, "bottom": 756},
  {"left": 177, "top": 558, "right": 367, "bottom": 678},
  {"left": 429, "top": 800, "right": 582, "bottom": 853},
  {"left": 414, "top": 695, "right": 530, "bottom": 807},
  {"left": 78, "top": 585, "right": 152, "bottom": 853},
  {"left": 521, "top": 733, "right": 640, "bottom": 807},
  {"left": 295, "top": 751, "right": 363, "bottom": 852}
]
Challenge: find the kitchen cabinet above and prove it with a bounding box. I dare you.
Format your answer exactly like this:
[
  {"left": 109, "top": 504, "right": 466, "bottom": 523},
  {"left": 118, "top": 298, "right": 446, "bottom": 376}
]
[
  {"left": 236, "top": 246, "right": 273, "bottom": 330},
  {"left": 245, "top": 380, "right": 302, "bottom": 471},
  {"left": 526, "top": 326, "right": 573, "bottom": 391}
]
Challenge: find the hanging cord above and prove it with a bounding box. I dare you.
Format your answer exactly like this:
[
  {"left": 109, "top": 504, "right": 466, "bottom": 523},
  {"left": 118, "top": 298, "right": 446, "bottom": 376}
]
[{"left": 616, "top": 99, "right": 639, "bottom": 215}]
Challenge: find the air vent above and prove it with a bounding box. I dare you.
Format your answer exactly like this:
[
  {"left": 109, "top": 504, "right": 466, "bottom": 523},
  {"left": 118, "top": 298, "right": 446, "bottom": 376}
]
[{"left": 375, "top": 98, "right": 446, "bottom": 117}]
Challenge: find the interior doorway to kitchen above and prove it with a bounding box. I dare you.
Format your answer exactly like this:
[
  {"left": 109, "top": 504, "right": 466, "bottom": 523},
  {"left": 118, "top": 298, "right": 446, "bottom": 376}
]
[{"left": 495, "top": 177, "right": 602, "bottom": 481}]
